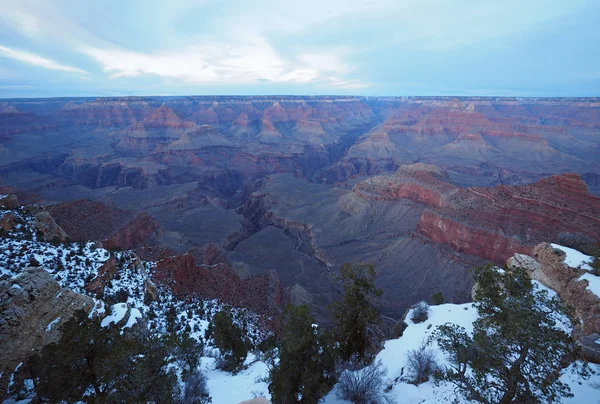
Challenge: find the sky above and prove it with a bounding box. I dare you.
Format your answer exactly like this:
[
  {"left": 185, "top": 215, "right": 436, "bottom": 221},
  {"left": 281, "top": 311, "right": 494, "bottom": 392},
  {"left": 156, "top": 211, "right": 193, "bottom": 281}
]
[{"left": 0, "top": 0, "right": 598, "bottom": 98}]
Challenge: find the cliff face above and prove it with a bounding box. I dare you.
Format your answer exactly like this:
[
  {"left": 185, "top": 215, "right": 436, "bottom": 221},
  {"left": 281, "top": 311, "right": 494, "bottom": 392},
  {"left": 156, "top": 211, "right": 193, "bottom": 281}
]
[
  {"left": 48, "top": 199, "right": 161, "bottom": 250},
  {"left": 0, "top": 268, "right": 98, "bottom": 396},
  {"left": 1, "top": 96, "right": 599, "bottom": 195},
  {"left": 152, "top": 245, "right": 283, "bottom": 322},
  {"left": 355, "top": 166, "right": 600, "bottom": 263}
]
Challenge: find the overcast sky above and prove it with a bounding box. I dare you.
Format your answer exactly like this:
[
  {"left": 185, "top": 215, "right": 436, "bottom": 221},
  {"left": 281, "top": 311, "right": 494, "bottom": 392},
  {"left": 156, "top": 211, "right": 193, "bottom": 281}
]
[{"left": 0, "top": 0, "right": 598, "bottom": 98}]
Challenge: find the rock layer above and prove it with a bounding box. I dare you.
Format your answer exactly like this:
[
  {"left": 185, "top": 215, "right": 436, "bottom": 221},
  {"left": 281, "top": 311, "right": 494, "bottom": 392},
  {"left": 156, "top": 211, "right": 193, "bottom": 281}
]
[
  {"left": 0, "top": 268, "right": 97, "bottom": 398},
  {"left": 48, "top": 199, "right": 161, "bottom": 250}
]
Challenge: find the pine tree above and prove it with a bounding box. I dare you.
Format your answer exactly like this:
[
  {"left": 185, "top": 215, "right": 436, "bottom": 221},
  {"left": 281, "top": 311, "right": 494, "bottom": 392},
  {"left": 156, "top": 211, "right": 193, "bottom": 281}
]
[
  {"left": 211, "top": 310, "right": 249, "bottom": 371},
  {"left": 330, "top": 262, "right": 383, "bottom": 363},
  {"left": 269, "top": 305, "right": 335, "bottom": 403},
  {"left": 27, "top": 309, "right": 179, "bottom": 402},
  {"left": 433, "top": 264, "right": 588, "bottom": 404}
]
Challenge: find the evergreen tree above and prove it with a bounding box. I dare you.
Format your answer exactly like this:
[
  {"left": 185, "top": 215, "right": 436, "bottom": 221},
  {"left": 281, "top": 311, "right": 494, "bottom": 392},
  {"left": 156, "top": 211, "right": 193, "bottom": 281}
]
[
  {"left": 269, "top": 305, "right": 335, "bottom": 403},
  {"left": 433, "top": 264, "right": 588, "bottom": 404},
  {"left": 177, "top": 330, "right": 204, "bottom": 375},
  {"left": 330, "top": 262, "right": 383, "bottom": 363},
  {"left": 211, "top": 310, "right": 249, "bottom": 371},
  {"left": 27, "top": 310, "right": 178, "bottom": 402}
]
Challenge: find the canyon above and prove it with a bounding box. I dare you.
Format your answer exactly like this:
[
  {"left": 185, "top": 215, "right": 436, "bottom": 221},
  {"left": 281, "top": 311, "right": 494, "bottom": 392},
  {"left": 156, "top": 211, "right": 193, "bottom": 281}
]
[{"left": 1, "top": 96, "right": 599, "bottom": 322}]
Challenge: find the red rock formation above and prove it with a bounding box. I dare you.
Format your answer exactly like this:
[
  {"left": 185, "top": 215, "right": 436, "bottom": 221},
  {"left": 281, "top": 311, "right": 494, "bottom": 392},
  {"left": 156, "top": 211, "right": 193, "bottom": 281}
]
[
  {"left": 143, "top": 105, "right": 193, "bottom": 129},
  {"left": 356, "top": 165, "right": 600, "bottom": 263},
  {"left": 353, "top": 163, "right": 456, "bottom": 207},
  {"left": 418, "top": 173, "right": 600, "bottom": 262},
  {"left": 419, "top": 210, "right": 533, "bottom": 262},
  {"left": 48, "top": 200, "right": 161, "bottom": 250},
  {"left": 152, "top": 248, "right": 283, "bottom": 323}
]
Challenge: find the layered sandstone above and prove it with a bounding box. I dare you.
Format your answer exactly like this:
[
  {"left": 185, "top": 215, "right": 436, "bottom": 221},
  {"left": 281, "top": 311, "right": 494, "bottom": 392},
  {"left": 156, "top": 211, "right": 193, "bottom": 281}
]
[
  {"left": 355, "top": 165, "right": 600, "bottom": 263},
  {"left": 152, "top": 245, "right": 283, "bottom": 323},
  {"left": 48, "top": 199, "right": 161, "bottom": 250}
]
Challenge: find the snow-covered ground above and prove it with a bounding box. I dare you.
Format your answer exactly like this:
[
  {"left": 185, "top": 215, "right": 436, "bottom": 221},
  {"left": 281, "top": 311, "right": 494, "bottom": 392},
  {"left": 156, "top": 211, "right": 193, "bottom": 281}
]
[
  {"left": 323, "top": 279, "right": 600, "bottom": 404},
  {"left": 2, "top": 207, "right": 599, "bottom": 404},
  {"left": 552, "top": 243, "right": 600, "bottom": 298},
  {"left": 0, "top": 206, "right": 272, "bottom": 403},
  {"left": 551, "top": 243, "right": 594, "bottom": 271}
]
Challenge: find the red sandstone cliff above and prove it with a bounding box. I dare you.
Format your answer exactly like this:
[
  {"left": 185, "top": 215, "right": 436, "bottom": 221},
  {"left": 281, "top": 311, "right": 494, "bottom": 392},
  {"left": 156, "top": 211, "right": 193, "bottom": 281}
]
[
  {"left": 355, "top": 165, "right": 600, "bottom": 263},
  {"left": 48, "top": 199, "right": 161, "bottom": 250},
  {"left": 152, "top": 245, "right": 283, "bottom": 323}
]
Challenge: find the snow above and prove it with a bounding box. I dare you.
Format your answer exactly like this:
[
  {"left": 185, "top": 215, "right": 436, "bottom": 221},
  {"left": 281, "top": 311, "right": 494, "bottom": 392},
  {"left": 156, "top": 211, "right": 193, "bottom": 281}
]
[
  {"left": 0, "top": 205, "right": 272, "bottom": 403},
  {"left": 122, "top": 307, "right": 142, "bottom": 330},
  {"left": 323, "top": 282, "right": 598, "bottom": 404},
  {"left": 10, "top": 284, "right": 22, "bottom": 289},
  {"left": 46, "top": 317, "right": 61, "bottom": 332},
  {"left": 101, "top": 303, "right": 128, "bottom": 327},
  {"left": 578, "top": 273, "right": 600, "bottom": 298},
  {"left": 204, "top": 353, "right": 270, "bottom": 403},
  {"left": 551, "top": 243, "right": 593, "bottom": 270},
  {"left": 3, "top": 205, "right": 595, "bottom": 403}
]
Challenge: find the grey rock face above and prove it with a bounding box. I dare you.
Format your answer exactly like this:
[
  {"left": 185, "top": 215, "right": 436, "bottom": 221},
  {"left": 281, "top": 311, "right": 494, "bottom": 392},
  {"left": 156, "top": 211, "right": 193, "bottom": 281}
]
[{"left": 0, "top": 268, "right": 98, "bottom": 399}]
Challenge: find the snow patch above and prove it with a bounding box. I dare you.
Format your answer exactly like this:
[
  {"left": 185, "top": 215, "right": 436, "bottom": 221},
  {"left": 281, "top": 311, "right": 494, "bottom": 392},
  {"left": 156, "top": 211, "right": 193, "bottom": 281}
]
[
  {"left": 551, "top": 243, "right": 593, "bottom": 270},
  {"left": 578, "top": 273, "right": 600, "bottom": 298},
  {"left": 46, "top": 317, "right": 61, "bottom": 332},
  {"left": 101, "top": 303, "right": 128, "bottom": 327}
]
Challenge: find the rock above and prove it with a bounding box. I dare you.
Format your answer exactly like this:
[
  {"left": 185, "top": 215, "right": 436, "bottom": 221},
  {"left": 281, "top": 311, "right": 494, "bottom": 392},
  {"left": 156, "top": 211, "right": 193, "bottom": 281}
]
[
  {"left": 506, "top": 253, "right": 541, "bottom": 273},
  {"left": 578, "top": 333, "right": 600, "bottom": 364},
  {"left": 0, "top": 194, "right": 19, "bottom": 209},
  {"left": 0, "top": 268, "right": 96, "bottom": 399},
  {"left": 143, "top": 279, "right": 159, "bottom": 302},
  {"left": 31, "top": 211, "right": 68, "bottom": 242},
  {"left": 507, "top": 243, "right": 600, "bottom": 338},
  {"left": 48, "top": 199, "right": 161, "bottom": 250},
  {"left": 85, "top": 256, "right": 118, "bottom": 296},
  {"left": 0, "top": 211, "right": 19, "bottom": 232},
  {"left": 153, "top": 252, "right": 283, "bottom": 327}
]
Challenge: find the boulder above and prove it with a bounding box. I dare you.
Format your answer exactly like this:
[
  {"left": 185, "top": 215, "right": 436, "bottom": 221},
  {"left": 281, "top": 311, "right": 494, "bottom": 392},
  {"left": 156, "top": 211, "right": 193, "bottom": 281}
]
[
  {"left": 578, "top": 333, "right": 600, "bottom": 364},
  {"left": 32, "top": 210, "right": 68, "bottom": 242},
  {"left": 507, "top": 243, "right": 600, "bottom": 338}
]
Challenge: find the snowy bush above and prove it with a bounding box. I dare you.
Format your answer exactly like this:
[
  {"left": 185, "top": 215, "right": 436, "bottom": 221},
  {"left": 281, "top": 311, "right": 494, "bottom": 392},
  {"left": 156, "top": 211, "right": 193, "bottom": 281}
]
[
  {"left": 182, "top": 370, "right": 212, "bottom": 403},
  {"left": 405, "top": 342, "right": 438, "bottom": 385},
  {"left": 336, "top": 359, "right": 393, "bottom": 404},
  {"left": 410, "top": 301, "right": 429, "bottom": 323}
]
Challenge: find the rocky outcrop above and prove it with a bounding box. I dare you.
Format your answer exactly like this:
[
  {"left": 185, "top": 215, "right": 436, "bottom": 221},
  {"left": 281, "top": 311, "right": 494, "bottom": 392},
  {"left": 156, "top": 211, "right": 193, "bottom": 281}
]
[
  {"left": 0, "top": 194, "right": 19, "bottom": 209},
  {"left": 507, "top": 243, "right": 600, "bottom": 340},
  {"left": 31, "top": 211, "right": 68, "bottom": 243},
  {"left": 419, "top": 210, "right": 533, "bottom": 262},
  {"left": 353, "top": 163, "right": 456, "bottom": 207},
  {"left": 0, "top": 268, "right": 98, "bottom": 398},
  {"left": 152, "top": 250, "right": 283, "bottom": 324},
  {"left": 85, "top": 256, "right": 118, "bottom": 296},
  {"left": 48, "top": 200, "right": 161, "bottom": 250},
  {"left": 354, "top": 164, "right": 600, "bottom": 263}
]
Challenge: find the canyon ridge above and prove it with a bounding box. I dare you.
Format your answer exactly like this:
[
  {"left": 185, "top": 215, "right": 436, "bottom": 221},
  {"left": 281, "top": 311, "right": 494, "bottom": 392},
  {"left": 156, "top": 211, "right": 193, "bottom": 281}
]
[{"left": 1, "top": 96, "right": 599, "bottom": 322}]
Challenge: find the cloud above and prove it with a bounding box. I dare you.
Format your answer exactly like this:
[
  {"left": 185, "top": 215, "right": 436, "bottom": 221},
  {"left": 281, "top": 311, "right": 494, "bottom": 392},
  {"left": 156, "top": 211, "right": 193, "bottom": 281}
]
[
  {"left": 0, "top": 45, "right": 87, "bottom": 74},
  {"left": 81, "top": 36, "right": 365, "bottom": 88}
]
